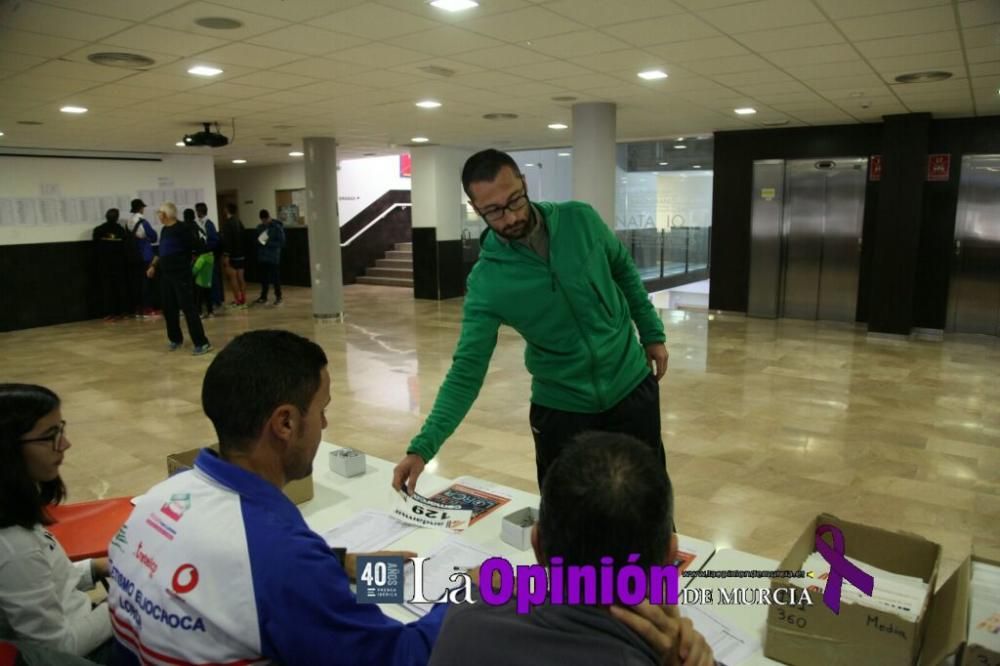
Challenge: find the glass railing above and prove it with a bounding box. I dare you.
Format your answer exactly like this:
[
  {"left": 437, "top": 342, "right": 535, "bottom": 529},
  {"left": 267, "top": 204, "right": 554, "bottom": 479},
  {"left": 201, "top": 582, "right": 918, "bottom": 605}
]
[{"left": 614, "top": 227, "right": 711, "bottom": 282}]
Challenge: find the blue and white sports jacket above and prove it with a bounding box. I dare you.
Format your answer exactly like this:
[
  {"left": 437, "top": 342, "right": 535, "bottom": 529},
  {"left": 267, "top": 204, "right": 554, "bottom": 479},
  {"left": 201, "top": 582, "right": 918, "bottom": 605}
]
[{"left": 107, "top": 449, "right": 445, "bottom": 666}]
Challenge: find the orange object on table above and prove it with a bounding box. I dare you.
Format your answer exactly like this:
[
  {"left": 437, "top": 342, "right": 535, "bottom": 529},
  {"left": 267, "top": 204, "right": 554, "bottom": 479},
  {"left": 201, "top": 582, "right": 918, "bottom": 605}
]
[{"left": 47, "top": 497, "right": 135, "bottom": 561}]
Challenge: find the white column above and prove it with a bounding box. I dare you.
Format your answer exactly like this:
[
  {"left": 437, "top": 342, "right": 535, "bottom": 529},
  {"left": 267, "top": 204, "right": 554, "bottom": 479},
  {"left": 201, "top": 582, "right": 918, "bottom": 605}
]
[
  {"left": 572, "top": 102, "right": 617, "bottom": 228},
  {"left": 411, "top": 146, "right": 469, "bottom": 241},
  {"left": 303, "top": 137, "right": 343, "bottom": 318}
]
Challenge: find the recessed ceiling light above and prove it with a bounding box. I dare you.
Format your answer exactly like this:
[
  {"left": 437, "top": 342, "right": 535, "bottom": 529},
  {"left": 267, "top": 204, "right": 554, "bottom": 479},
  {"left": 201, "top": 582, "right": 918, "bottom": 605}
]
[
  {"left": 483, "top": 112, "right": 519, "bottom": 120},
  {"left": 658, "top": 161, "right": 669, "bottom": 166},
  {"left": 552, "top": 95, "right": 577, "bottom": 102},
  {"left": 673, "top": 144, "right": 687, "bottom": 150},
  {"left": 548, "top": 123, "right": 568, "bottom": 130},
  {"left": 16, "top": 120, "right": 43, "bottom": 125},
  {"left": 894, "top": 70, "right": 952, "bottom": 84},
  {"left": 289, "top": 151, "right": 304, "bottom": 157},
  {"left": 194, "top": 17, "right": 243, "bottom": 30},
  {"left": 676, "top": 137, "right": 685, "bottom": 141},
  {"left": 638, "top": 70, "right": 668, "bottom": 80},
  {"left": 232, "top": 159, "right": 247, "bottom": 164},
  {"left": 188, "top": 65, "right": 223, "bottom": 77},
  {"left": 524, "top": 163, "right": 535, "bottom": 167},
  {"left": 175, "top": 141, "right": 185, "bottom": 147},
  {"left": 693, "top": 165, "right": 702, "bottom": 169},
  {"left": 734, "top": 107, "right": 757, "bottom": 115},
  {"left": 411, "top": 136, "right": 429, "bottom": 143},
  {"left": 429, "top": 0, "right": 479, "bottom": 10},
  {"left": 558, "top": 152, "right": 571, "bottom": 157},
  {"left": 415, "top": 100, "right": 442, "bottom": 109},
  {"left": 88, "top": 52, "right": 156, "bottom": 69},
  {"left": 60, "top": 106, "right": 88, "bottom": 114},
  {"left": 0, "top": 131, "right": 4, "bottom": 137}
]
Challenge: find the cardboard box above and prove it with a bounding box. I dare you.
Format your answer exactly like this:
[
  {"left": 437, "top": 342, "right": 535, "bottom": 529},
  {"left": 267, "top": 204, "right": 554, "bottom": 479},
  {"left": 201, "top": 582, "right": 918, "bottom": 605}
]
[
  {"left": 166, "top": 445, "right": 314, "bottom": 505},
  {"left": 921, "top": 552, "right": 1000, "bottom": 666},
  {"left": 764, "top": 513, "right": 943, "bottom": 666}
]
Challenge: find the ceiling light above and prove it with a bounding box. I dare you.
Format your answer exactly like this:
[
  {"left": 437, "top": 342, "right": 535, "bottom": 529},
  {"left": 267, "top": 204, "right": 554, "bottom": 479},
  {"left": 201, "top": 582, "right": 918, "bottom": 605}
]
[
  {"left": 188, "top": 65, "right": 223, "bottom": 77},
  {"left": 524, "top": 163, "right": 535, "bottom": 167},
  {"left": 734, "top": 107, "right": 757, "bottom": 115},
  {"left": 0, "top": 132, "right": 4, "bottom": 137},
  {"left": 658, "top": 161, "right": 669, "bottom": 166},
  {"left": 289, "top": 151, "right": 304, "bottom": 157},
  {"left": 676, "top": 137, "right": 685, "bottom": 142},
  {"left": 415, "top": 100, "right": 442, "bottom": 109},
  {"left": 60, "top": 106, "right": 88, "bottom": 114},
  {"left": 175, "top": 141, "right": 185, "bottom": 147},
  {"left": 673, "top": 144, "right": 687, "bottom": 150},
  {"left": 894, "top": 70, "right": 952, "bottom": 84},
  {"left": 638, "top": 69, "right": 668, "bottom": 80},
  {"left": 548, "top": 123, "right": 568, "bottom": 130},
  {"left": 195, "top": 17, "right": 243, "bottom": 29},
  {"left": 232, "top": 159, "right": 247, "bottom": 164},
  {"left": 429, "top": 0, "right": 479, "bottom": 10},
  {"left": 411, "top": 136, "right": 429, "bottom": 143},
  {"left": 693, "top": 165, "right": 702, "bottom": 169},
  {"left": 558, "top": 152, "right": 571, "bottom": 157}
]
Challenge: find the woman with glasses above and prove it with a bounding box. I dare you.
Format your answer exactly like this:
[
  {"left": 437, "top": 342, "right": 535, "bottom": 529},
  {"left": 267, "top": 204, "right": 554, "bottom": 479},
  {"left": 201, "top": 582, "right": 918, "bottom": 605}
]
[{"left": 0, "top": 384, "right": 112, "bottom": 663}]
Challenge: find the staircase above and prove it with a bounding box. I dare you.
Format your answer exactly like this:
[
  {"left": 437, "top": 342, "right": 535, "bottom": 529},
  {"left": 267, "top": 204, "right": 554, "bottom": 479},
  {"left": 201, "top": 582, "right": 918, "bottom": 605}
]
[{"left": 356, "top": 242, "right": 413, "bottom": 288}]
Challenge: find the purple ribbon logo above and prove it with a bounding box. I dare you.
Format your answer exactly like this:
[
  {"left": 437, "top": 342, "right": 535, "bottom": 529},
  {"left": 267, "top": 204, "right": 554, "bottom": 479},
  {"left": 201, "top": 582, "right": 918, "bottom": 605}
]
[{"left": 815, "top": 524, "right": 875, "bottom": 614}]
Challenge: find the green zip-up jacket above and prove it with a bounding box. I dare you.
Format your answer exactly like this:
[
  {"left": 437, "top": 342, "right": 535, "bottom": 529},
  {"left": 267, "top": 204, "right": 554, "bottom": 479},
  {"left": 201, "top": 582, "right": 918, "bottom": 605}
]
[{"left": 407, "top": 200, "right": 666, "bottom": 462}]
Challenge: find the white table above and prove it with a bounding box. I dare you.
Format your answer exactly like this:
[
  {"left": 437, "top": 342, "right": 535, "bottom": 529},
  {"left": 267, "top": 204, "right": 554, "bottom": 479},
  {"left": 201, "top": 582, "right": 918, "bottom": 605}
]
[
  {"left": 299, "top": 443, "right": 716, "bottom": 622},
  {"left": 686, "top": 548, "right": 785, "bottom": 665}
]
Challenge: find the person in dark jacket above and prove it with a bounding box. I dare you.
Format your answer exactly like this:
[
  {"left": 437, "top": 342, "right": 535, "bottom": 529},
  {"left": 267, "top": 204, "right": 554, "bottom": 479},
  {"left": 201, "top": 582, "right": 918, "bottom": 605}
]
[
  {"left": 146, "top": 203, "right": 211, "bottom": 355},
  {"left": 195, "top": 202, "right": 224, "bottom": 308},
  {"left": 125, "top": 198, "right": 158, "bottom": 318},
  {"left": 254, "top": 209, "right": 285, "bottom": 306},
  {"left": 91, "top": 208, "right": 129, "bottom": 321},
  {"left": 430, "top": 432, "right": 718, "bottom": 666},
  {"left": 220, "top": 203, "right": 247, "bottom": 307}
]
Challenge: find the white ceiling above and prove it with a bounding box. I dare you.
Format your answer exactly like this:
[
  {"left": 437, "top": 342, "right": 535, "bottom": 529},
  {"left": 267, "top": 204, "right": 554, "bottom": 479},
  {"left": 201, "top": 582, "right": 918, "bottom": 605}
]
[{"left": 0, "top": 0, "right": 997, "bottom": 166}]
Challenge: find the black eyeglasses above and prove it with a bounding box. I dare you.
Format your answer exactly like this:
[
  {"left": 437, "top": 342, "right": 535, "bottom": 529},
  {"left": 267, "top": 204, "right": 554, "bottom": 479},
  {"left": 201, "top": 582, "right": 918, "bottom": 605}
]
[
  {"left": 21, "top": 420, "right": 69, "bottom": 452},
  {"left": 478, "top": 191, "right": 529, "bottom": 223}
]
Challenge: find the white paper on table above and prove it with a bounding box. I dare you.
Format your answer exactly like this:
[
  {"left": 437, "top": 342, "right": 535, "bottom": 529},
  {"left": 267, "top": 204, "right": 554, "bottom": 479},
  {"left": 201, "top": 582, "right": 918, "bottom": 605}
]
[
  {"left": 400, "top": 536, "right": 493, "bottom": 617},
  {"left": 392, "top": 492, "right": 472, "bottom": 531},
  {"left": 969, "top": 561, "right": 1000, "bottom": 651},
  {"left": 320, "top": 509, "right": 416, "bottom": 554},
  {"left": 258, "top": 229, "right": 268, "bottom": 245},
  {"left": 681, "top": 605, "right": 760, "bottom": 666}
]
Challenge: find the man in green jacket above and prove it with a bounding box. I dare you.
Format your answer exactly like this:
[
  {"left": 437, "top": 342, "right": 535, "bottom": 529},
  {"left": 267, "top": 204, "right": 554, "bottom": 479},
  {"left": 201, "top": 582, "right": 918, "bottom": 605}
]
[{"left": 393, "top": 149, "right": 668, "bottom": 495}]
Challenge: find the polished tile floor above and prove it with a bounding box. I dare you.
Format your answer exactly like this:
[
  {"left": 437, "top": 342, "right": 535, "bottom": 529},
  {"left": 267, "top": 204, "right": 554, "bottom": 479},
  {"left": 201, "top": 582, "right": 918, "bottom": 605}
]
[{"left": 2, "top": 285, "right": 998, "bottom": 577}]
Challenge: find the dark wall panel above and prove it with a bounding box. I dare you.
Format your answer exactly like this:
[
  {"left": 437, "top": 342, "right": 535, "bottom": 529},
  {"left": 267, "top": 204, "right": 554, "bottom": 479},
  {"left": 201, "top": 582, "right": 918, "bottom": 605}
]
[
  {"left": 0, "top": 242, "right": 99, "bottom": 332},
  {"left": 412, "top": 227, "right": 438, "bottom": 300}
]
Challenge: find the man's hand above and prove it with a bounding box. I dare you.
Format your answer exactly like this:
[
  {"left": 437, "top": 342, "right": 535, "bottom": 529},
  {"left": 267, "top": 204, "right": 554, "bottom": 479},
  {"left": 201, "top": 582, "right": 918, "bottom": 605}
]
[
  {"left": 610, "top": 603, "right": 714, "bottom": 666},
  {"left": 146, "top": 265, "right": 155, "bottom": 279},
  {"left": 392, "top": 453, "right": 426, "bottom": 496},
  {"left": 343, "top": 550, "right": 417, "bottom": 582},
  {"left": 645, "top": 343, "right": 669, "bottom": 381},
  {"left": 91, "top": 557, "right": 110, "bottom": 581}
]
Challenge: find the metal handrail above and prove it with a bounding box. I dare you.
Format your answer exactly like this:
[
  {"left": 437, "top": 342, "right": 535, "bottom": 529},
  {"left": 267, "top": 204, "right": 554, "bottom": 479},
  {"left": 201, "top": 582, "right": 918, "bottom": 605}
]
[{"left": 340, "top": 203, "right": 412, "bottom": 247}]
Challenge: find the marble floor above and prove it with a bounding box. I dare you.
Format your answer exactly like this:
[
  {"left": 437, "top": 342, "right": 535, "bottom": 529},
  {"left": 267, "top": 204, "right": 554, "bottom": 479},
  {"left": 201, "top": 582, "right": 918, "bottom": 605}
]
[{"left": 2, "top": 284, "right": 998, "bottom": 579}]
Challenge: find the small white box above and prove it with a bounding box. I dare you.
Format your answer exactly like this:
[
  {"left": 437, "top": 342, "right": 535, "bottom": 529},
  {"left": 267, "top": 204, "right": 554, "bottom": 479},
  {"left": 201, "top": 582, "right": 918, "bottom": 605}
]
[
  {"left": 500, "top": 507, "right": 539, "bottom": 551},
  {"left": 329, "top": 448, "right": 366, "bottom": 477}
]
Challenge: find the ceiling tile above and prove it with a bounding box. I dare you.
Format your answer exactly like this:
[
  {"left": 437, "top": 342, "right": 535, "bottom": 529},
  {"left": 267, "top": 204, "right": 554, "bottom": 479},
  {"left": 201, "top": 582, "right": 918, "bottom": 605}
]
[
  {"left": 452, "top": 45, "right": 552, "bottom": 68},
  {"left": 328, "top": 44, "right": 430, "bottom": 68},
  {"left": 391, "top": 26, "right": 504, "bottom": 57},
  {"left": 836, "top": 6, "right": 957, "bottom": 41},
  {"left": 808, "top": 73, "right": 887, "bottom": 91},
  {"left": 814, "top": 0, "right": 948, "bottom": 20},
  {"left": 29, "top": 59, "right": 138, "bottom": 83},
  {"left": 764, "top": 44, "right": 862, "bottom": 69},
  {"left": 735, "top": 23, "right": 845, "bottom": 52},
  {"left": 570, "top": 49, "right": 669, "bottom": 74},
  {"left": 506, "top": 60, "right": 592, "bottom": 80},
  {"left": 391, "top": 58, "right": 485, "bottom": 80},
  {"left": 604, "top": 14, "right": 720, "bottom": 46},
  {"left": 0, "top": 29, "right": 87, "bottom": 58},
  {"left": 4, "top": 2, "right": 132, "bottom": 40},
  {"left": 965, "top": 45, "right": 1000, "bottom": 63},
  {"left": 783, "top": 61, "right": 876, "bottom": 81},
  {"left": 117, "top": 71, "right": 212, "bottom": 91},
  {"left": 853, "top": 31, "right": 961, "bottom": 59},
  {"left": 35, "top": 0, "right": 191, "bottom": 21},
  {"left": 544, "top": 0, "right": 685, "bottom": 27},
  {"left": 686, "top": 54, "right": 775, "bottom": 75},
  {"left": 712, "top": 69, "right": 795, "bottom": 86},
  {"left": 869, "top": 51, "right": 967, "bottom": 77},
  {"left": 209, "top": 0, "right": 364, "bottom": 21},
  {"left": 700, "top": 0, "right": 826, "bottom": 33},
  {"left": 376, "top": 0, "right": 530, "bottom": 21},
  {"left": 959, "top": 0, "right": 1000, "bottom": 28},
  {"left": 644, "top": 37, "right": 749, "bottom": 62},
  {"left": 227, "top": 71, "right": 322, "bottom": 90},
  {"left": 193, "top": 82, "right": 274, "bottom": 99},
  {"left": 150, "top": 2, "right": 291, "bottom": 40},
  {"left": 960, "top": 24, "right": 1000, "bottom": 49},
  {"left": 545, "top": 73, "right": 633, "bottom": 91},
  {"left": 0, "top": 52, "right": 46, "bottom": 73},
  {"left": 194, "top": 43, "right": 302, "bottom": 68},
  {"left": 271, "top": 57, "right": 373, "bottom": 80},
  {"left": 461, "top": 7, "right": 586, "bottom": 41},
  {"left": 308, "top": 4, "right": 439, "bottom": 40},
  {"left": 252, "top": 89, "right": 335, "bottom": 105},
  {"left": 246, "top": 25, "right": 368, "bottom": 56},
  {"left": 102, "top": 25, "right": 229, "bottom": 57},
  {"left": 890, "top": 77, "right": 972, "bottom": 96},
  {"left": 334, "top": 69, "right": 416, "bottom": 89},
  {"left": 525, "top": 31, "right": 631, "bottom": 59}
]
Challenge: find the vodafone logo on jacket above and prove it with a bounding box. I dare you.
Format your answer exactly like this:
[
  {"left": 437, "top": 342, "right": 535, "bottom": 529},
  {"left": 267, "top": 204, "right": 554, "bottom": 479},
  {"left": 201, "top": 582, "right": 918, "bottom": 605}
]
[{"left": 172, "top": 564, "right": 199, "bottom": 594}]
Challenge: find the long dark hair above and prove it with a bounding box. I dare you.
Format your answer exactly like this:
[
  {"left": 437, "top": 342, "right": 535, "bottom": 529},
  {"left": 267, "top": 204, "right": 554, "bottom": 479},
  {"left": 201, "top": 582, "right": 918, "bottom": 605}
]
[{"left": 0, "top": 384, "right": 66, "bottom": 529}]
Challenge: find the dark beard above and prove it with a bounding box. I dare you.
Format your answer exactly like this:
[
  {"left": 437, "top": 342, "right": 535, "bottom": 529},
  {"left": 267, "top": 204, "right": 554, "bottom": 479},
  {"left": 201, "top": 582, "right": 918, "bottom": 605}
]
[{"left": 497, "top": 205, "right": 535, "bottom": 241}]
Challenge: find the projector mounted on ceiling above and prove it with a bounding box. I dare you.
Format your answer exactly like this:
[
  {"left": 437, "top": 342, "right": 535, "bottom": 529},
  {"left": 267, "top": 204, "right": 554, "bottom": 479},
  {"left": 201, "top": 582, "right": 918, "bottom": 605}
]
[{"left": 183, "top": 122, "right": 230, "bottom": 148}]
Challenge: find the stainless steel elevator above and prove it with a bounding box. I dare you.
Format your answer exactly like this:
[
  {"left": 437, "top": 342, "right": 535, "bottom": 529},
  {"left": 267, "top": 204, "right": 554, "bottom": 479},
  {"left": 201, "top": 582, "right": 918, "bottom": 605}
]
[
  {"left": 748, "top": 158, "right": 867, "bottom": 322},
  {"left": 947, "top": 154, "right": 1000, "bottom": 336}
]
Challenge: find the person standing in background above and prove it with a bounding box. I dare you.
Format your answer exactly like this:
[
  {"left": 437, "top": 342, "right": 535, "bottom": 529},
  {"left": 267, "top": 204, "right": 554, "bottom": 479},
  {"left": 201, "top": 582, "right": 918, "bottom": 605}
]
[
  {"left": 125, "top": 199, "right": 159, "bottom": 319},
  {"left": 220, "top": 203, "right": 247, "bottom": 307},
  {"left": 146, "top": 203, "right": 212, "bottom": 355},
  {"left": 195, "top": 202, "right": 224, "bottom": 309},
  {"left": 91, "top": 208, "right": 129, "bottom": 321},
  {"left": 254, "top": 209, "right": 285, "bottom": 306}
]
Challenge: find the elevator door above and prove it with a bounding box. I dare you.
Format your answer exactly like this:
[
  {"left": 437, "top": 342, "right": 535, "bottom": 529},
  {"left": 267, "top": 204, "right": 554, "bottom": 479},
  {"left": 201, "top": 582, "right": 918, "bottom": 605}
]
[
  {"left": 948, "top": 155, "right": 1000, "bottom": 336},
  {"left": 780, "top": 158, "right": 866, "bottom": 322}
]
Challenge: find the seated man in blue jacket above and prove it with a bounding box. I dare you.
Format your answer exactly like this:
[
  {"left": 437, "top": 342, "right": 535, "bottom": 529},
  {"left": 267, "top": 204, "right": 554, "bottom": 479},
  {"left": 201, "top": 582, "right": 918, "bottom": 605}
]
[{"left": 107, "top": 330, "right": 445, "bottom": 665}]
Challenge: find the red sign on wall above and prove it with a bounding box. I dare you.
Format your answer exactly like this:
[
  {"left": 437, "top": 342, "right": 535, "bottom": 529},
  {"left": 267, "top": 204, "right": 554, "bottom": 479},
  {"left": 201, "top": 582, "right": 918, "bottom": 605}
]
[
  {"left": 927, "top": 153, "right": 950, "bottom": 181},
  {"left": 869, "top": 155, "right": 882, "bottom": 181},
  {"left": 399, "top": 153, "right": 411, "bottom": 178}
]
